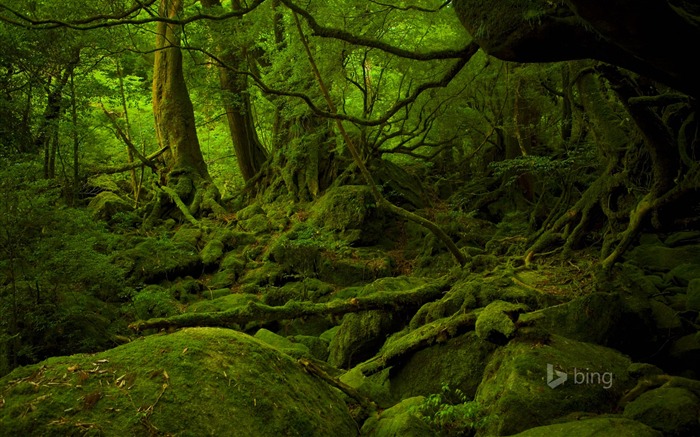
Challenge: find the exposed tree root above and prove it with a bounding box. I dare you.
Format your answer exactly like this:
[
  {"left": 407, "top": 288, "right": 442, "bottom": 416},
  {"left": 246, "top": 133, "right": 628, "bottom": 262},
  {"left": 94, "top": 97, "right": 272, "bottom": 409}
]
[
  {"left": 129, "top": 279, "right": 450, "bottom": 332},
  {"left": 356, "top": 311, "right": 478, "bottom": 376}
]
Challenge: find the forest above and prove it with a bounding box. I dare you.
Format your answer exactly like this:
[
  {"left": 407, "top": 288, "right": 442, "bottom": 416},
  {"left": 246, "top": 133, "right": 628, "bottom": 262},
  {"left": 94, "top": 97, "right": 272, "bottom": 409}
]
[{"left": 0, "top": 0, "right": 699, "bottom": 435}]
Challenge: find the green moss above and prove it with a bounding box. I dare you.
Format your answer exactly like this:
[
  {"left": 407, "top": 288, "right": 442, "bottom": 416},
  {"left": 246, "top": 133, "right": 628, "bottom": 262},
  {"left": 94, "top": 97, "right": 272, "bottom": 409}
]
[
  {"left": 253, "top": 328, "right": 311, "bottom": 358},
  {"left": 172, "top": 226, "right": 202, "bottom": 248},
  {"left": 87, "top": 191, "right": 133, "bottom": 222},
  {"left": 132, "top": 285, "right": 181, "bottom": 320},
  {"left": 390, "top": 332, "right": 497, "bottom": 403},
  {"left": 474, "top": 300, "right": 527, "bottom": 344},
  {"left": 200, "top": 239, "right": 224, "bottom": 266},
  {"left": 361, "top": 396, "right": 432, "bottom": 436},
  {"left": 475, "top": 335, "right": 633, "bottom": 436},
  {"left": 511, "top": 417, "right": 662, "bottom": 436},
  {"left": 113, "top": 237, "right": 202, "bottom": 283},
  {"left": 329, "top": 310, "right": 394, "bottom": 368},
  {"left": 623, "top": 387, "right": 700, "bottom": 435},
  {"left": 0, "top": 328, "right": 358, "bottom": 436},
  {"left": 186, "top": 293, "right": 259, "bottom": 313}
]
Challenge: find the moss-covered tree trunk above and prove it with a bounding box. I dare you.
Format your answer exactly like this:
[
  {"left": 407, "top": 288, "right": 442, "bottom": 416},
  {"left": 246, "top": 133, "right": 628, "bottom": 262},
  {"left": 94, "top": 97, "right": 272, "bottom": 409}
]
[
  {"left": 200, "top": 0, "right": 268, "bottom": 182},
  {"left": 151, "top": 0, "right": 221, "bottom": 219}
]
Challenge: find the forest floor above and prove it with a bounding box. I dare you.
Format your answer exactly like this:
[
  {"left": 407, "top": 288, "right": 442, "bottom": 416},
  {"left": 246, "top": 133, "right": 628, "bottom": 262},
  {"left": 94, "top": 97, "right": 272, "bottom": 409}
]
[{"left": 2, "top": 184, "right": 700, "bottom": 436}]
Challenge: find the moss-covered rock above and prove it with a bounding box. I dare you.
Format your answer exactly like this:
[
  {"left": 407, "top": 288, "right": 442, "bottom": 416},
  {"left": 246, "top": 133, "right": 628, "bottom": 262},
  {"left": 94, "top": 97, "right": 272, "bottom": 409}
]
[
  {"left": 687, "top": 279, "right": 700, "bottom": 311},
  {"left": 87, "top": 191, "right": 133, "bottom": 222},
  {"left": 475, "top": 335, "right": 633, "bottom": 436},
  {"left": 254, "top": 328, "right": 311, "bottom": 358},
  {"left": 341, "top": 366, "right": 393, "bottom": 408},
  {"left": 200, "top": 239, "right": 224, "bottom": 266},
  {"left": 329, "top": 311, "right": 395, "bottom": 369},
  {"left": 518, "top": 292, "right": 653, "bottom": 353},
  {"left": 0, "top": 328, "right": 358, "bottom": 436},
  {"left": 317, "top": 249, "right": 393, "bottom": 287},
  {"left": 474, "top": 300, "right": 528, "bottom": 344},
  {"left": 236, "top": 203, "right": 265, "bottom": 220},
  {"left": 623, "top": 386, "right": 700, "bottom": 436},
  {"left": 511, "top": 416, "right": 662, "bottom": 436},
  {"left": 113, "top": 237, "right": 202, "bottom": 283},
  {"left": 389, "top": 332, "right": 497, "bottom": 402},
  {"left": 289, "top": 335, "right": 330, "bottom": 361},
  {"left": 648, "top": 300, "right": 682, "bottom": 330},
  {"left": 626, "top": 244, "right": 700, "bottom": 272},
  {"left": 668, "top": 333, "right": 700, "bottom": 377},
  {"left": 665, "top": 263, "right": 700, "bottom": 286},
  {"left": 309, "top": 185, "right": 384, "bottom": 245},
  {"left": 360, "top": 396, "right": 432, "bottom": 437},
  {"left": 132, "top": 285, "right": 181, "bottom": 320},
  {"left": 664, "top": 231, "right": 700, "bottom": 247},
  {"left": 172, "top": 226, "right": 202, "bottom": 247},
  {"left": 239, "top": 214, "right": 274, "bottom": 234}
]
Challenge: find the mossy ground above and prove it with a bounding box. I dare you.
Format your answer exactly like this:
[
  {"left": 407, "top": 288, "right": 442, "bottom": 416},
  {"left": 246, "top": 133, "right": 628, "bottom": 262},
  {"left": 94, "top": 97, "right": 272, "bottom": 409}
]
[{"left": 0, "top": 328, "right": 357, "bottom": 436}]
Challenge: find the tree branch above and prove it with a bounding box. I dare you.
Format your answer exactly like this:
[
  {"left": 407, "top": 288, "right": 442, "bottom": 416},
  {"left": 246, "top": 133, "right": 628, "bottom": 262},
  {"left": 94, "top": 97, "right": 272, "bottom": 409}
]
[{"left": 280, "top": 0, "right": 473, "bottom": 61}]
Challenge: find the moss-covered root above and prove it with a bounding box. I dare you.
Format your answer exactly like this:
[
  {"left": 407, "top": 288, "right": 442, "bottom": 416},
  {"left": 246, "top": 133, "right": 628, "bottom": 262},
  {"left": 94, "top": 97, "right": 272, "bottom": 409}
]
[
  {"left": 357, "top": 312, "right": 478, "bottom": 377},
  {"left": 129, "top": 279, "right": 450, "bottom": 332},
  {"left": 618, "top": 374, "right": 700, "bottom": 408},
  {"left": 298, "top": 358, "right": 377, "bottom": 423}
]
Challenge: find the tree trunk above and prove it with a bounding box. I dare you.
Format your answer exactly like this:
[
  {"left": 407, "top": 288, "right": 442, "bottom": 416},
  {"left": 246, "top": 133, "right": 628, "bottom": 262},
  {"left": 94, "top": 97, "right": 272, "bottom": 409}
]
[
  {"left": 200, "top": 0, "right": 268, "bottom": 182},
  {"left": 151, "top": 0, "right": 222, "bottom": 218}
]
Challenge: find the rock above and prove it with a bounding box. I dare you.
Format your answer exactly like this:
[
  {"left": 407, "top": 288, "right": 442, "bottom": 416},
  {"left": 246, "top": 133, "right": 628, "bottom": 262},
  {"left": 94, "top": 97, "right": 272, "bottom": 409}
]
[
  {"left": 288, "top": 335, "right": 329, "bottom": 361},
  {"left": 87, "top": 191, "right": 133, "bottom": 221},
  {"left": 132, "top": 285, "right": 181, "bottom": 320},
  {"left": 511, "top": 417, "right": 662, "bottom": 436},
  {"left": 254, "top": 328, "right": 311, "bottom": 358},
  {"left": 664, "top": 231, "right": 700, "bottom": 247},
  {"left": 665, "top": 263, "right": 700, "bottom": 286},
  {"left": 648, "top": 300, "right": 682, "bottom": 330},
  {"left": 626, "top": 244, "right": 700, "bottom": 272},
  {"left": 360, "top": 396, "right": 433, "bottom": 437},
  {"left": 172, "top": 226, "right": 202, "bottom": 247},
  {"left": 475, "top": 335, "right": 633, "bottom": 436},
  {"left": 329, "top": 310, "right": 395, "bottom": 369},
  {"left": 238, "top": 214, "right": 273, "bottom": 234},
  {"left": 474, "top": 300, "right": 528, "bottom": 344},
  {"left": 668, "top": 333, "right": 700, "bottom": 377},
  {"left": 520, "top": 290, "right": 662, "bottom": 358},
  {"left": 0, "top": 328, "right": 358, "bottom": 436},
  {"left": 389, "top": 332, "right": 497, "bottom": 402},
  {"left": 236, "top": 203, "right": 265, "bottom": 220},
  {"left": 309, "top": 185, "right": 385, "bottom": 245},
  {"left": 687, "top": 279, "right": 700, "bottom": 311},
  {"left": 113, "top": 237, "right": 202, "bottom": 283},
  {"left": 341, "top": 366, "right": 393, "bottom": 408},
  {"left": 200, "top": 239, "right": 224, "bottom": 266},
  {"left": 623, "top": 387, "right": 700, "bottom": 435}
]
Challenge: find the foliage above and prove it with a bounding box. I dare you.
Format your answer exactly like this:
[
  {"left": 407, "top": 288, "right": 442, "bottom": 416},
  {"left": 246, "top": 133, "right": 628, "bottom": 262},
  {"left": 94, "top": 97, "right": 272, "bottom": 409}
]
[
  {"left": 411, "top": 383, "right": 491, "bottom": 436},
  {"left": 0, "top": 159, "right": 127, "bottom": 375}
]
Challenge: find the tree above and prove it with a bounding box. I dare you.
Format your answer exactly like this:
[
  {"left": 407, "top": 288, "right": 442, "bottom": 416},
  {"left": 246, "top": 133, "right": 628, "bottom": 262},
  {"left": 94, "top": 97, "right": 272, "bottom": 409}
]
[
  {"left": 151, "top": 0, "right": 222, "bottom": 220},
  {"left": 200, "top": 0, "right": 267, "bottom": 182}
]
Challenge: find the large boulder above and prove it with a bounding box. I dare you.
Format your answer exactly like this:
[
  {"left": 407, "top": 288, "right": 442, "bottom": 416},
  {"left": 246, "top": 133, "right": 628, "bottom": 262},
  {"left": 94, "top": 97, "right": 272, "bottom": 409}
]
[
  {"left": 475, "top": 335, "right": 634, "bottom": 436},
  {"left": 113, "top": 237, "right": 202, "bottom": 283},
  {"left": 0, "top": 328, "right": 357, "bottom": 436},
  {"left": 623, "top": 386, "right": 700, "bottom": 436},
  {"left": 87, "top": 191, "right": 133, "bottom": 221},
  {"left": 389, "top": 332, "right": 497, "bottom": 403},
  {"left": 511, "top": 416, "right": 661, "bottom": 437}
]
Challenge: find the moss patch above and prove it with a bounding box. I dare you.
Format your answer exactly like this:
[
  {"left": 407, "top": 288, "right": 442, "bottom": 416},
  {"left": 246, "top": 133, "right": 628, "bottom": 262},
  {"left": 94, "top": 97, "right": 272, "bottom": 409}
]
[
  {"left": 0, "top": 328, "right": 357, "bottom": 436},
  {"left": 476, "top": 335, "right": 633, "bottom": 436}
]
